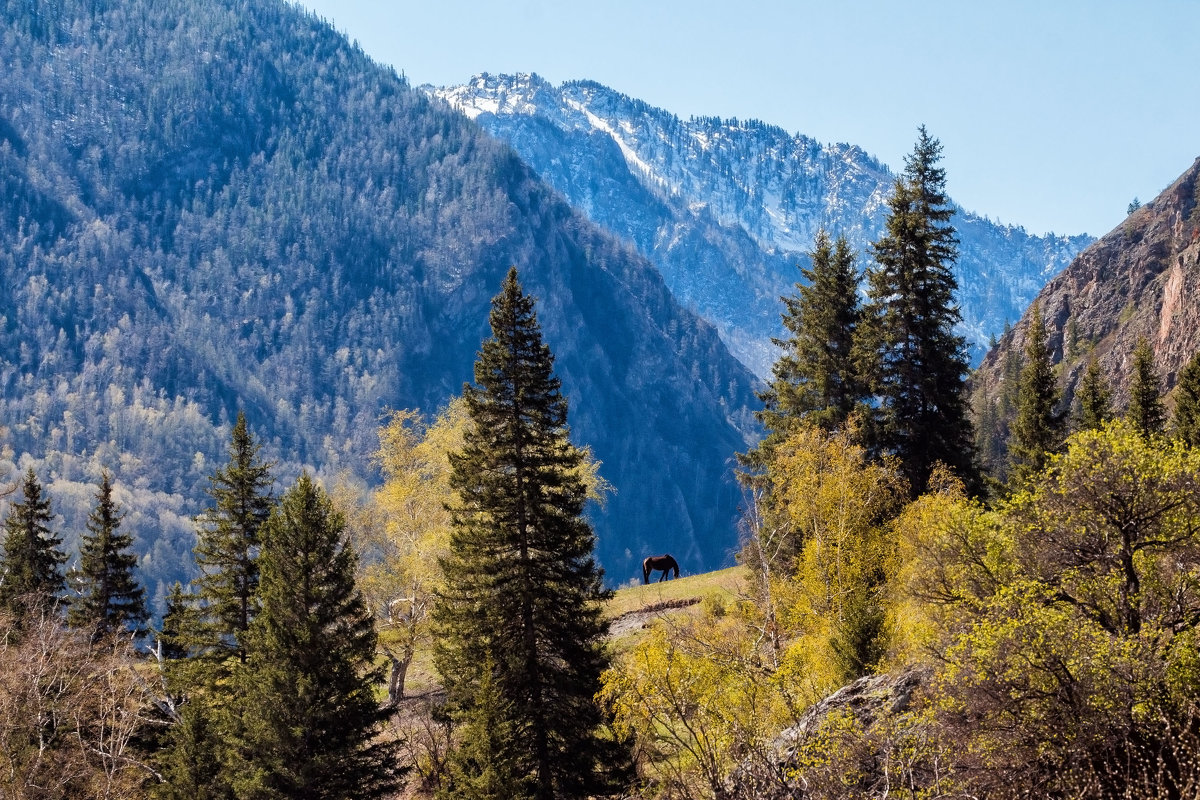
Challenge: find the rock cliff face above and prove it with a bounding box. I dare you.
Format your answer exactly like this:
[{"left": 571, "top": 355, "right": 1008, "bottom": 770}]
[
  {"left": 427, "top": 74, "right": 1092, "bottom": 373},
  {"left": 973, "top": 158, "right": 1200, "bottom": 425}
]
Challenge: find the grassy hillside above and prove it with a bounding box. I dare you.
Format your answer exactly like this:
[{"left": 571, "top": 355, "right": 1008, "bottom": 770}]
[
  {"left": 606, "top": 565, "right": 746, "bottom": 618},
  {"left": 395, "top": 566, "right": 748, "bottom": 696}
]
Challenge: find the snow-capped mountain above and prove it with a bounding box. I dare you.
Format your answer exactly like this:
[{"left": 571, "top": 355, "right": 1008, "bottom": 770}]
[{"left": 428, "top": 73, "right": 1093, "bottom": 374}]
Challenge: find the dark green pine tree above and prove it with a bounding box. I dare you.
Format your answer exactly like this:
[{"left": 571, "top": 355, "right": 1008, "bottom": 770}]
[
  {"left": 752, "top": 229, "right": 862, "bottom": 460},
  {"left": 1007, "top": 304, "right": 1066, "bottom": 485},
  {"left": 67, "top": 471, "right": 148, "bottom": 638},
  {"left": 439, "top": 652, "right": 523, "bottom": 800},
  {"left": 151, "top": 581, "right": 227, "bottom": 800},
  {"left": 156, "top": 581, "right": 195, "bottom": 662},
  {"left": 0, "top": 469, "right": 66, "bottom": 618},
  {"left": 231, "top": 474, "right": 397, "bottom": 800},
  {"left": 1074, "top": 358, "right": 1112, "bottom": 432},
  {"left": 1127, "top": 337, "right": 1166, "bottom": 439},
  {"left": 156, "top": 415, "right": 274, "bottom": 799},
  {"left": 856, "top": 127, "right": 981, "bottom": 496},
  {"left": 433, "top": 267, "right": 621, "bottom": 800},
  {"left": 193, "top": 411, "right": 274, "bottom": 661},
  {"left": 1173, "top": 350, "right": 1200, "bottom": 447}
]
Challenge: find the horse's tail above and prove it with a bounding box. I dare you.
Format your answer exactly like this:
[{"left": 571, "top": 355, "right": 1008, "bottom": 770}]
[{"left": 642, "top": 558, "right": 651, "bottom": 584}]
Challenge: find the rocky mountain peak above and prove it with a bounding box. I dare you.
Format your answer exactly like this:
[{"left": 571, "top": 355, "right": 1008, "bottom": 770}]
[{"left": 428, "top": 75, "right": 1092, "bottom": 374}]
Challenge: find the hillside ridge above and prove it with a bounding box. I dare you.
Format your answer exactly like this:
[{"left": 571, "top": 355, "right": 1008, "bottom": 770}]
[
  {"left": 973, "top": 156, "right": 1200, "bottom": 440},
  {"left": 0, "top": 0, "right": 758, "bottom": 599}
]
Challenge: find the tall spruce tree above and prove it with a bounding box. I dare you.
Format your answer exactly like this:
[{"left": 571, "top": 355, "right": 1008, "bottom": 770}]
[
  {"left": 1075, "top": 359, "right": 1112, "bottom": 432},
  {"left": 856, "top": 127, "right": 980, "bottom": 496},
  {"left": 756, "top": 230, "right": 862, "bottom": 443},
  {"left": 157, "top": 581, "right": 194, "bottom": 661},
  {"left": 0, "top": 469, "right": 66, "bottom": 618},
  {"left": 440, "top": 652, "right": 523, "bottom": 800},
  {"left": 1007, "top": 304, "right": 1066, "bottom": 485},
  {"left": 156, "top": 414, "right": 275, "bottom": 799},
  {"left": 1127, "top": 338, "right": 1166, "bottom": 439},
  {"left": 433, "top": 268, "right": 619, "bottom": 800},
  {"left": 1173, "top": 350, "right": 1200, "bottom": 447},
  {"left": 229, "top": 474, "right": 397, "bottom": 800},
  {"left": 193, "top": 411, "right": 274, "bottom": 661},
  {"left": 67, "top": 471, "right": 148, "bottom": 638}
]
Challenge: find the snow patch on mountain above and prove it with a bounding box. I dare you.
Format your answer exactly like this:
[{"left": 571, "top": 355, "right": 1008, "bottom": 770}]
[
  {"left": 562, "top": 97, "right": 667, "bottom": 191},
  {"left": 429, "top": 73, "right": 1093, "bottom": 374}
]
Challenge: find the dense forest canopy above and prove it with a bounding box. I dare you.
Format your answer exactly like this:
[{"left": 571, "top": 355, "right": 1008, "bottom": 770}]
[{"left": 0, "top": 0, "right": 759, "bottom": 601}]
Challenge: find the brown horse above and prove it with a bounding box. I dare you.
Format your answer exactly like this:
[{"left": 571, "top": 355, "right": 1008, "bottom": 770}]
[{"left": 642, "top": 554, "right": 679, "bottom": 584}]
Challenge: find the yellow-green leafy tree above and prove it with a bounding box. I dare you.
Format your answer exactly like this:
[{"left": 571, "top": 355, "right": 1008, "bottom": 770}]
[
  {"left": 600, "top": 602, "right": 795, "bottom": 800},
  {"left": 889, "top": 467, "right": 1016, "bottom": 661},
  {"left": 755, "top": 424, "right": 905, "bottom": 691},
  {"left": 366, "top": 400, "right": 469, "bottom": 704},
  {"left": 895, "top": 420, "right": 1200, "bottom": 797}
]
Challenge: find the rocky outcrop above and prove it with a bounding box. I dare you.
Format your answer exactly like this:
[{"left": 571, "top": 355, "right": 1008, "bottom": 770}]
[
  {"left": 776, "top": 668, "right": 928, "bottom": 747},
  {"left": 726, "top": 668, "right": 933, "bottom": 800},
  {"left": 973, "top": 157, "right": 1200, "bottom": 424}
]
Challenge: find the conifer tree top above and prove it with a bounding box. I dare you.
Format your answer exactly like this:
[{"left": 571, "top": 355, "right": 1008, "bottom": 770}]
[
  {"left": 193, "top": 410, "right": 275, "bottom": 660},
  {"left": 67, "top": 470, "right": 148, "bottom": 638},
  {"left": 468, "top": 267, "right": 564, "bottom": 419},
  {"left": 0, "top": 468, "right": 66, "bottom": 616},
  {"left": 436, "top": 266, "right": 619, "bottom": 799}
]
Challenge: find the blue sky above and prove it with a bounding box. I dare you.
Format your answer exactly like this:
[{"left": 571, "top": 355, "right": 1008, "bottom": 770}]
[{"left": 297, "top": 0, "right": 1199, "bottom": 239}]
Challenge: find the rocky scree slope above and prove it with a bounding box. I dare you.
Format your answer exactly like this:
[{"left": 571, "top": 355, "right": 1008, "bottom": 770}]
[{"left": 428, "top": 73, "right": 1092, "bottom": 373}]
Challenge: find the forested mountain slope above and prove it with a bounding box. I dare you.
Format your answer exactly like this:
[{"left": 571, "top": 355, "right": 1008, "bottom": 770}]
[
  {"left": 0, "top": 0, "right": 759, "bottom": 603},
  {"left": 972, "top": 157, "right": 1200, "bottom": 468},
  {"left": 429, "top": 73, "right": 1093, "bottom": 373}
]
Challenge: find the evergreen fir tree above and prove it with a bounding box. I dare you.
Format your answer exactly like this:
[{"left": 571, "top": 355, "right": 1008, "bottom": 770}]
[
  {"left": 193, "top": 411, "right": 274, "bottom": 661},
  {"left": 152, "top": 703, "right": 230, "bottom": 800},
  {"left": 1007, "top": 304, "right": 1066, "bottom": 485},
  {"left": 1075, "top": 359, "right": 1112, "bottom": 432},
  {"left": 67, "top": 471, "right": 148, "bottom": 638},
  {"left": 230, "top": 474, "right": 397, "bottom": 800},
  {"left": 438, "top": 652, "right": 524, "bottom": 800},
  {"left": 856, "top": 127, "right": 980, "bottom": 496},
  {"left": 1173, "top": 350, "right": 1200, "bottom": 447},
  {"left": 756, "top": 229, "right": 862, "bottom": 444},
  {"left": 156, "top": 581, "right": 195, "bottom": 662},
  {"left": 1127, "top": 338, "right": 1166, "bottom": 439},
  {"left": 156, "top": 414, "right": 274, "bottom": 799},
  {"left": 433, "top": 268, "right": 620, "bottom": 800},
  {"left": 0, "top": 469, "right": 66, "bottom": 618}
]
